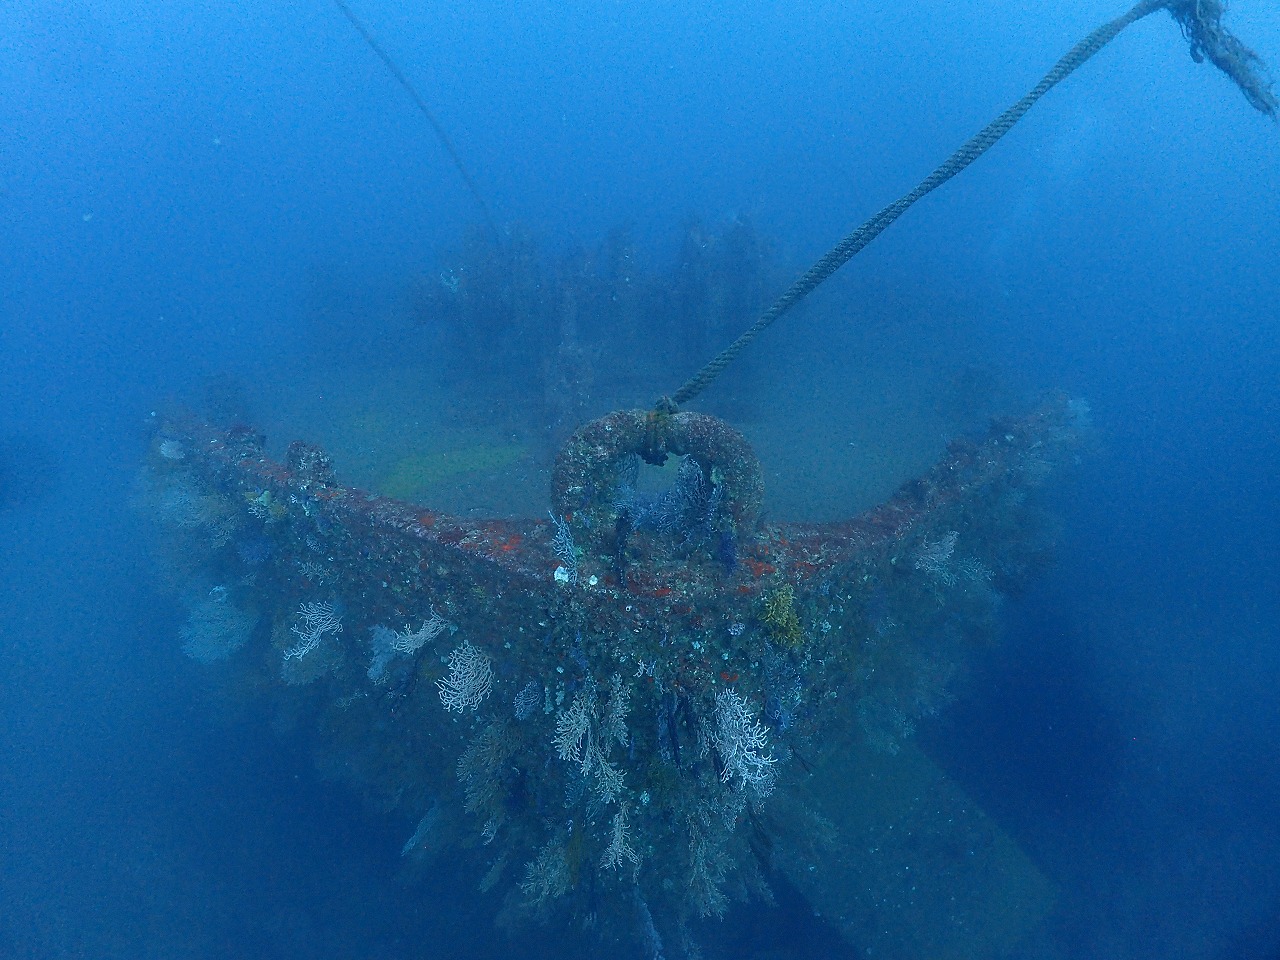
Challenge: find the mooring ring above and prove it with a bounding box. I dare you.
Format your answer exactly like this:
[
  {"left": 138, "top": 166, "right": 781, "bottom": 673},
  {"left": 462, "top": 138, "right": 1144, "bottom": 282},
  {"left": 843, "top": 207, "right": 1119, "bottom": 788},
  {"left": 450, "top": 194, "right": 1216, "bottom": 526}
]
[{"left": 550, "top": 409, "right": 764, "bottom": 556}]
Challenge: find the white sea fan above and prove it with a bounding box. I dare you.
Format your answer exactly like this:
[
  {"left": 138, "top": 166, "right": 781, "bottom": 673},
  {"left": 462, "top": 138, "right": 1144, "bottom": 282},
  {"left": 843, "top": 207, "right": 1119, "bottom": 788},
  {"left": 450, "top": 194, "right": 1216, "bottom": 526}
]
[
  {"left": 601, "top": 673, "right": 631, "bottom": 749},
  {"left": 548, "top": 511, "right": 579, "bottom": 584},
  {"left": 711, "top": 688, "right": 777, "bottom": 797},
  {"left": 513, "top": 680, "right": 542, "bottom": 720},
  {"left": 390, "top": 608, "right": 451, "bottom": 654},
  {"left": 600, "top": 803, "right": 639, "bottom": 870},
  {"left": 284, "top": 600, "right": 342, "bottom": 660},
  {"left": 437, "top": 639, "right": 494, "bottom": 712},
  {"left": 553, "top": 691, "right": 595, "bottom": 765},
  {"left": 913, "top": 530, "right": 959, "bottom": 586},
  {"left": 592, "top": 754, "right": 626, "bottom": 805}
]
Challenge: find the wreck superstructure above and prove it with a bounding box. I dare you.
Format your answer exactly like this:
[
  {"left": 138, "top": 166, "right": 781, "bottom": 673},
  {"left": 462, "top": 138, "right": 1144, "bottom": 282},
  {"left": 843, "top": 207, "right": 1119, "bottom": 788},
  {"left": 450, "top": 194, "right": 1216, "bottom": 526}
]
[{"left": 145, "top": 395, "right": 1085, "bottom": 954}]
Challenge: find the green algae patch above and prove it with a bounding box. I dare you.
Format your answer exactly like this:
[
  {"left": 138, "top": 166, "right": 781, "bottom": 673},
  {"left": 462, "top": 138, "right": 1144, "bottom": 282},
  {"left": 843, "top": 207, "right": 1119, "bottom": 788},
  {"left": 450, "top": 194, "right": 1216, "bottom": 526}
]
[{"left": 376, "top": 444, "right": 527, "bottom": 501}]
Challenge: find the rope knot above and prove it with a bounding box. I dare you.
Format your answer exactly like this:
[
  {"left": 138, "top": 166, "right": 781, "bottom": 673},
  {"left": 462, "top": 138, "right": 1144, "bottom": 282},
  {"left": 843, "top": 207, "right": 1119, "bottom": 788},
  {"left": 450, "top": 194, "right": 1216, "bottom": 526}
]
[{"left": 641, "top": 409, "right": 672, "bottom": 466}]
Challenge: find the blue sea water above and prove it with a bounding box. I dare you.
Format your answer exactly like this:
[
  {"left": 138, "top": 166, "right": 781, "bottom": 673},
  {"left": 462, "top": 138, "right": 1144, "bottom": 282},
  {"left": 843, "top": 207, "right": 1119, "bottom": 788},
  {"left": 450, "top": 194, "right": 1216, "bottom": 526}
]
[{"left": 2, "top": 1, "right": 1278, "bottom": 957}]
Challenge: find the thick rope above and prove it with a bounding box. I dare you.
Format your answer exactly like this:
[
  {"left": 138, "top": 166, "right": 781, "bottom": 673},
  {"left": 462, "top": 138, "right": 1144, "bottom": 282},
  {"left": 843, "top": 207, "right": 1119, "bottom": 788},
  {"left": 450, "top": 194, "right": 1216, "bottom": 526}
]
[
  {"left": 663, "top": 0, "right": 1273, "bottom": 411},
  {"left": 332, "top": 0, "right": 501, "bottom": 243}
]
